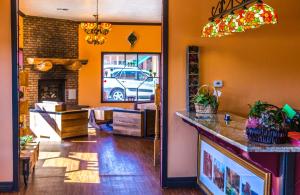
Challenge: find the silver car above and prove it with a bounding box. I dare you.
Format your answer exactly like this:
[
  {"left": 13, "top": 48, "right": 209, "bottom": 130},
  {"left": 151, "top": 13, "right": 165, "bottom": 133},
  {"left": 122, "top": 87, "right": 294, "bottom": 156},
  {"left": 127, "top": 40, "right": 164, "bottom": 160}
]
[{"left": 103, "top": 69, "right": 157, "bottom": 101}]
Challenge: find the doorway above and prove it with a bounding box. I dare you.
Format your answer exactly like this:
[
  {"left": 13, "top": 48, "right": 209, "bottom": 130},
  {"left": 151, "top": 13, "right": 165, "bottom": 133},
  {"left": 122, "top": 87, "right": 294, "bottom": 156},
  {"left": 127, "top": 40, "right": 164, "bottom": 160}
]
[{"left": 10, "top": 0, "right": 170, "bottom": 192}]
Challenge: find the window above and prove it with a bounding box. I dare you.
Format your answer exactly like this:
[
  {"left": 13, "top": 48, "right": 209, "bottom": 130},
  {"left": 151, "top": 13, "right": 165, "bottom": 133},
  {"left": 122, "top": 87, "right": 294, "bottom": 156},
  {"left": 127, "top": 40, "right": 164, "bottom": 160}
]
[{"left": 102, "top": 52, "right": 160, "bottom": 102}]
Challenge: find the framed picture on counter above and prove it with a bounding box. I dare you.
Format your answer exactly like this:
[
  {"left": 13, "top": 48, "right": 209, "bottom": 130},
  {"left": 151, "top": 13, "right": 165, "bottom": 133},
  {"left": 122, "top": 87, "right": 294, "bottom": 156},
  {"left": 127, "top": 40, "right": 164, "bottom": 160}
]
[{"left": 198, "top": 136, "right": 271, "bottom": 195}]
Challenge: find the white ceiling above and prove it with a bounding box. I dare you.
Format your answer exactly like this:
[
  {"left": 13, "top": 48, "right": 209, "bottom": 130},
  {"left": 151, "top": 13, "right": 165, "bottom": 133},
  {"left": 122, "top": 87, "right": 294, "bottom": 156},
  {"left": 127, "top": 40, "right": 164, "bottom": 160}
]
[{"left": 20, "top": 0, "right": 162, "bottom": 23}]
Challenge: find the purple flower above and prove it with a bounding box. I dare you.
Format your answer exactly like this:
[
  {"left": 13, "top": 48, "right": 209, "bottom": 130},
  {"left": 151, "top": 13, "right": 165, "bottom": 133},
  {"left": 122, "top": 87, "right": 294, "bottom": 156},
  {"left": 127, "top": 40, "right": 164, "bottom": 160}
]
[{"left": 246, "top": 117, "right": 260, "bottom": 129}]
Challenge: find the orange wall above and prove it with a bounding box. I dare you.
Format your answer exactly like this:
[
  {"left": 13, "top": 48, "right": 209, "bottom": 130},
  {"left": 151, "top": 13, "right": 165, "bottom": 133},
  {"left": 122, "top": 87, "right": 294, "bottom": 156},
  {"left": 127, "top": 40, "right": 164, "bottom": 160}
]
[
  {"left": 168, "top": 0, "right": 300, "bottom": 177},
  {"left": 78, "top": 25, "right": 161, "bottom": 108},
  {"left": 0, "top": 0, "right": 13, "bottom": 182}
]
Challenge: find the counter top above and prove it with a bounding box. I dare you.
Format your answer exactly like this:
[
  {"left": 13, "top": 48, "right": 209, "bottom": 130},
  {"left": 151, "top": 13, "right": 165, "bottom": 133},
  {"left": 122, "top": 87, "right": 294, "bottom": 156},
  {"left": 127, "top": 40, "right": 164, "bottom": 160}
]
[
  {"left": 30, "top": 109, "right": 88, "bottom": 115},
  {"left": 176, "top": 111, "right": 300, "bottom": 153}
]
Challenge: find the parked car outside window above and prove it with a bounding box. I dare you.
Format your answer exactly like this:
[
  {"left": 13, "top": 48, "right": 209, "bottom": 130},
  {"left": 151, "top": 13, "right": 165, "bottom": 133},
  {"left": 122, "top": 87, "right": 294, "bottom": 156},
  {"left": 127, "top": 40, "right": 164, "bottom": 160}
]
[{"left": 102, "top": 53, "right": 160, "bottom": 102}]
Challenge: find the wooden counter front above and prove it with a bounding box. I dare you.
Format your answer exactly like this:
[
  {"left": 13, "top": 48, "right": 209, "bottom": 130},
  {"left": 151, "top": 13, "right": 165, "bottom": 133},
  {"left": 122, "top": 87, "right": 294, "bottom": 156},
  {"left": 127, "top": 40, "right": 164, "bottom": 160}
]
[
  {"left": 30, "top": 110, "right": 88, "bottom": 141},
  {"left": 113, "top": 109, "right": 144, "bottom": 137},
  {"left": 176, "top": 111, "right": 299, "bottom": 195}
]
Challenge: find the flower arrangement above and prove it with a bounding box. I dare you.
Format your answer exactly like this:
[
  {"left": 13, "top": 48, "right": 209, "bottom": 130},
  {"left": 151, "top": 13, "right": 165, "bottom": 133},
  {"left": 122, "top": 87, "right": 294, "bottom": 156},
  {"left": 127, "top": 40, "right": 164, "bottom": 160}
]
[
  {"left": 246, "top": 101, "right": 288, "bottom": 144},
  {"left": 193, "top": 85, "right": 219, "bottom": 114}
]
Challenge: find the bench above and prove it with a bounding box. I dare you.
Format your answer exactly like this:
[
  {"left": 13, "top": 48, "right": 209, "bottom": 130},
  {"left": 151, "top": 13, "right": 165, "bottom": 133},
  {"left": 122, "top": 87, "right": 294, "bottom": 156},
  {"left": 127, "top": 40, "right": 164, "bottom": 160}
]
[{"left": 20, "top": 140, "right": 40, "bottom": 186}]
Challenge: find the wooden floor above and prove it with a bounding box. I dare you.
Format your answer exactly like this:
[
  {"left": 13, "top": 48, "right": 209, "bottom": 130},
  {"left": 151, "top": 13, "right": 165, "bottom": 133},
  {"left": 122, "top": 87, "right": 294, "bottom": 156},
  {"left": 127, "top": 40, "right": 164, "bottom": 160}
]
[{"left": 2, "top": 129, "right": 200, "bottom": 195}]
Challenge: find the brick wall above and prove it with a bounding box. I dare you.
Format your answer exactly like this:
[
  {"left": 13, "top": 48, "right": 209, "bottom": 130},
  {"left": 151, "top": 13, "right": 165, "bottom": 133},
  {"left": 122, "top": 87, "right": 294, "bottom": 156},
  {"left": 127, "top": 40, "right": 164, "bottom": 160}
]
[{"left": 23, "top": 16, "right": 79, "bottom": 107}]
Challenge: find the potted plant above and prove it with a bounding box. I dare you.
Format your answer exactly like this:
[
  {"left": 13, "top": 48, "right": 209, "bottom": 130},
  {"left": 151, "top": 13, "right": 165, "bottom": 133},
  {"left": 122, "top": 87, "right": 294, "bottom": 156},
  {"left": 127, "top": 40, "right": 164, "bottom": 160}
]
[
  {"left": 193, "top": 85, "right": 219, "bottom": 114},
  {"left": 20, "top": 135, "right": 33, "bottom": 150},
  {"left": 246, "top": 101, "right": 288, "bottom": 144}
]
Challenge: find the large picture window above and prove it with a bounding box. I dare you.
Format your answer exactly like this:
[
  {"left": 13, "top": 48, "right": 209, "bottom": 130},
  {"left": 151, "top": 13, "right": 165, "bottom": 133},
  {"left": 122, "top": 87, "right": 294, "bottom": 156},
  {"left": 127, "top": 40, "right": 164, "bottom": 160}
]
[{"left": 101, "top": 52, "right": 160, "bottom": 102}]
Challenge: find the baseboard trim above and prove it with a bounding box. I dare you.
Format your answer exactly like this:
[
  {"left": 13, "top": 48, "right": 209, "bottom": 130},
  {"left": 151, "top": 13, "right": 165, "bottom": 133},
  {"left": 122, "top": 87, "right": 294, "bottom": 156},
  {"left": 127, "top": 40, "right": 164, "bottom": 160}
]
[
  {"left": 0, "top": 182, "right": 14, "bottom": 192},
  {"left": 164, "top": 177, "right": 197, "bottom": 188}
]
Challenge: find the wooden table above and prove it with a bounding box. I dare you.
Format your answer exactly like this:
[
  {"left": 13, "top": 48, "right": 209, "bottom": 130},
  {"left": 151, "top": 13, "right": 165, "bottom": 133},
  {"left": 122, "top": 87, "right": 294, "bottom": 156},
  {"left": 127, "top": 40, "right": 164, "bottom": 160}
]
[
  {"left": 20, "top": 141, "right": 40, "bottom": 186},
  {"left": 85, "top": 107, "right": 119, "bottom": 125},
  {"left": 113, "top": 109, "right": 145, "bottom": 137}
]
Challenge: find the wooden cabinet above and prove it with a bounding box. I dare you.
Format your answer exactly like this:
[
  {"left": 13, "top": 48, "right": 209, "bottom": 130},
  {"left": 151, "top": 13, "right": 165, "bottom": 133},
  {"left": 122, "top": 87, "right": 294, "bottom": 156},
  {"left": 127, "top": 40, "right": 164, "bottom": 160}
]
[
  {"left": 113, "top": 110, "right": 144, "bottom": 137},
  {"left": 30, "top": 110, "right": 88, "bottom": 141},
  {"left": 20, "top": 141, "right": 40, "bottom": 186},
  {"left": 57, "top": 112, "right": 89, "bottom": 139}
]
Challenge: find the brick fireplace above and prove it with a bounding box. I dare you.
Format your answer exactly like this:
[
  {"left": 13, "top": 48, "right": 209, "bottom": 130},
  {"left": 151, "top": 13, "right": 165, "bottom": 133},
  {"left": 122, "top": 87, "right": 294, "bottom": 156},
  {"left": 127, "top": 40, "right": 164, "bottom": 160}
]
[
  {"left": 26, "top": 66, "right": 78, "bottom": 107},
  {"left": 23, "top": 16, "right": 79, "bottom": 107},
  {"left": 38, "top": 79, "right": 66, "bottom": 102}
]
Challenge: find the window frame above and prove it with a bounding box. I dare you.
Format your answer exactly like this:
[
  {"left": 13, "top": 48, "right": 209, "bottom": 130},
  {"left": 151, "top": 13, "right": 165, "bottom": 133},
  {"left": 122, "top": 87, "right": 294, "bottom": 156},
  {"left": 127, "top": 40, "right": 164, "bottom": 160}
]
[{"left": 101, "top": 52, "right": 161, "bottom": 103}]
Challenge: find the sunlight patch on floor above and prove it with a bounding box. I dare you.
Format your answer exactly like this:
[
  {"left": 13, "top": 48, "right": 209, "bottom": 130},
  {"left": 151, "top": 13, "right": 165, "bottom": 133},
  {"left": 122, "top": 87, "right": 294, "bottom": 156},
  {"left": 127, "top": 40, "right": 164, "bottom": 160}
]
[
  {"left": 42, "top": 157, "right": 80, "bottom": 172},
  {"left": 39, "top": 152, "right": 61, "bottom": 160},
  {"left": 64, "top": 170, "right": 100, "bottom": 184},
  {"left": 39, "top": 143, "right": 101, "bottom": 184},
  {"left": 68, "top": 152, "right": 98, "bottom": 161},
  {"left": 71, "top": 140, "right": 97, "bottom": 143},
  {"left": 88, "top": 129, "right": 96, "bottom": 136}
]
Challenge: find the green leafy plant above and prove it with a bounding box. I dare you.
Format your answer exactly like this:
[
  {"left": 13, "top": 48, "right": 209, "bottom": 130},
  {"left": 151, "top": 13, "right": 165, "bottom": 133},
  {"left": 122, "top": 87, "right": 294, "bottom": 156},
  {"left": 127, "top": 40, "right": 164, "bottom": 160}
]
[
  {"left": 248, "top": 101, "right": 286, "bottom": 131},
  {"left": 20, "top": 135, "right": 33, "bottom": 147},
  {"left": 193, "top": 91, "right": 218, "bottom": 110},
  {"left": 248, "top": 101, "right": 268, "bottom": 118}
]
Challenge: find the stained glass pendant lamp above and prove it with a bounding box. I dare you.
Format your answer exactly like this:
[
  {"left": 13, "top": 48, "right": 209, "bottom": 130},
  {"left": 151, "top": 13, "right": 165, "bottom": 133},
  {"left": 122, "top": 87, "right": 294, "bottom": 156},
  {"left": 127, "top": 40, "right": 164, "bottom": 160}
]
[
  {"left": 202, "top": 21, "right": 219, "bottom": 38},
  {"left": 217, "top": 17, "right": 232, "bottom": 36},
  {"left": 244, "top": 1, "right": 278, "bottom": 30},
  {"left": 201, "top": 0, "right": 278, "bottom": 38},
  {"left": 226, "top": 12, "right": 245, "bottom": 33}
]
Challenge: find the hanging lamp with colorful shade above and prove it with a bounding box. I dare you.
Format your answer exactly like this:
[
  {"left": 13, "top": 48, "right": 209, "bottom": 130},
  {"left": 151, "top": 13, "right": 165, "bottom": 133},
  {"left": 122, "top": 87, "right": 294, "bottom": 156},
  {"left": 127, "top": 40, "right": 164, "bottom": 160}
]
[
  {"left": 244, "top": 1, "right": 278, "bottom": 29},
  {"left": 202, "top": 21, "right": 219, "bottom": 38},
  {"left": 201, "top": 0, "right": 278, "bottom": 38},
  {"left": 227, "top": 11, "right": 245, "bottom": 33},
  {"left": 216, "top": 17, "right": 231, "bottom": 37}
]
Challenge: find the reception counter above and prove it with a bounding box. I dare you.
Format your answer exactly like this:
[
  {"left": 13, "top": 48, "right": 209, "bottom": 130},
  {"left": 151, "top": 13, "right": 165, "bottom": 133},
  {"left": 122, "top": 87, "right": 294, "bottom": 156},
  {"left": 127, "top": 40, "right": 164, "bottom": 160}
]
[
  {"left": 30, "top": 109, "right": 88, "bottom": 141},
  {"left": 176, "top": 111, "right": 300, "bottom": 195}
]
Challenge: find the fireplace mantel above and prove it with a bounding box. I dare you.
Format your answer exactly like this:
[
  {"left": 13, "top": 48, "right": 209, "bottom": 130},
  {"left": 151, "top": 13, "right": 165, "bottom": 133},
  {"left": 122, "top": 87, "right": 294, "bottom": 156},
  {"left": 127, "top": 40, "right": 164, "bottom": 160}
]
[{"left": 27, "top": 58, "right": 88, "bottom": 72}]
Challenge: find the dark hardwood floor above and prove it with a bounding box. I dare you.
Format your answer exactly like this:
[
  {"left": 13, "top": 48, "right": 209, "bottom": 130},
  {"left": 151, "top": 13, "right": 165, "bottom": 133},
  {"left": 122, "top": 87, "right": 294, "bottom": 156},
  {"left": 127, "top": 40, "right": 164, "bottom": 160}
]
[{"left": 2, "top": 129, "right": 200, "bottom": 195}]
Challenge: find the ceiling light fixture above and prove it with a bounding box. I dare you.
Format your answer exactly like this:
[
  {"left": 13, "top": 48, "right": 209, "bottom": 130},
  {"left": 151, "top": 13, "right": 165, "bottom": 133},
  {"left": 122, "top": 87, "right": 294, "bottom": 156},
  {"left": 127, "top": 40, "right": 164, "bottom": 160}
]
[
  {"left": 57, "top": 8, "right": 69, "bottom": 11},
  {"left": 202, "top": 0, "right": 278, "bottom": 38},
  {"left": 80, "top": 0, "right": 112, "bottom": 45}
]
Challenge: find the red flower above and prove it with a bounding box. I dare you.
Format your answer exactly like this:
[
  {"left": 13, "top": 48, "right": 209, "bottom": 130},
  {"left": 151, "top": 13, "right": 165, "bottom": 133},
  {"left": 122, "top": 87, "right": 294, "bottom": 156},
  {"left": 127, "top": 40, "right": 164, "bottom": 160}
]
[
  {"left": 255, "top": 4, "right": 266, "bottom": 12},
  {"left": 245, "top": 11, "right": 255, "bottom": 23},
  {"left": 261, "top": 11, "right": 273, "bottom": 24},
  {"left": 218, "top": 21, "right": 226, "bottom": 32},
  {"left": 238, "top": 9, "right": 245, "bottom": 16},
  {"left": 204, "top": 26, "right": 213, "bottom": 35}
]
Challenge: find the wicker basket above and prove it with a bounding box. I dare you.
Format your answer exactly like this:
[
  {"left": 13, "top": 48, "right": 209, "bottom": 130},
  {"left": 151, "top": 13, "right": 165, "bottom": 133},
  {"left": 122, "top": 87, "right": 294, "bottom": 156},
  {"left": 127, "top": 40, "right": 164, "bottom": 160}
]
[
  {"left": 194, "top": 104, "right": 217, "bottom": 114},
  {"left": 246, "top": 104, "right": 288, "bottom": 144},
  {"left": 194, "top": 85, "right": 219, "bottom": 114},
  {"left": 246, "top": 128, "right": 288, "bottom": 144}
]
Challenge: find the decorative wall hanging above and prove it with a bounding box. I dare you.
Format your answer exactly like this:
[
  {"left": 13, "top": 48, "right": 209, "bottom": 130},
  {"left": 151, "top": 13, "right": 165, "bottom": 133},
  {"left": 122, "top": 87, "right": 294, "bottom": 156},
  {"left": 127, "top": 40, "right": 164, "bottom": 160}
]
[
  {"left": 80, "top": 0, "right": 112, "bottom": 45},
  {"left": 202, "top": 0, "right": 278, "bottom": 38},
  {"left": 128, "top": 32, "right": 138, "bottom": 47}
]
